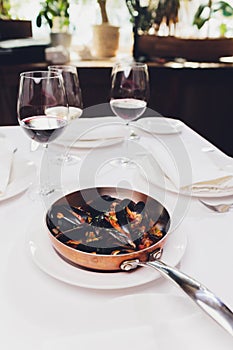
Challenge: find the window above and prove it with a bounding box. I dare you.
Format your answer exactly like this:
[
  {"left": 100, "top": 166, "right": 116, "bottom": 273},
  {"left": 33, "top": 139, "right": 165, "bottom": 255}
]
[
  {"left": 6, "top": 0, "right": 233, "bottom": 56},
  {"left": 7, "top": 0, "right": 133, "bottom": 57}
]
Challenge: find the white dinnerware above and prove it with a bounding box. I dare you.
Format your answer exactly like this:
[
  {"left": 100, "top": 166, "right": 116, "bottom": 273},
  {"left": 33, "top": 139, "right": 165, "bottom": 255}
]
[
  {"left": 28, "top": 217, "right": 187, "bottom": 289},
  {"left": 55, "top": 117, "right": 126, "bottom": 149},
  {"left": 0, "top": 140, "right": 14, "bottom": 196},
  {"left": 0, "top": 151, "right": 36, "bottom": 201}
]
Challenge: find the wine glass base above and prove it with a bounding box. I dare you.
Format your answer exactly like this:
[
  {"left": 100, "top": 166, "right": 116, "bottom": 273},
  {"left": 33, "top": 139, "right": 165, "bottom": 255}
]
[
  {"left": 129, "top": 133, "right": 140, "bottom": 141},
  {"left": 110, "top": 157, "right": 137, "bottom": 168},
  {"left": 53, "top": 154, "right": 81, "bottom": 165},
  {"left": 27, "top": 176, "right": 68, "bottom": 202},
  {"left": 27, "top": 185, "right": 60, "bottom": 202}
]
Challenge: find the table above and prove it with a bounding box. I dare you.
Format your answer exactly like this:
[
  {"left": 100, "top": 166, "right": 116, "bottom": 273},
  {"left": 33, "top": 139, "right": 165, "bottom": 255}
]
[{"left": 0, "top": 120, "right": 232, "bottom": 349}]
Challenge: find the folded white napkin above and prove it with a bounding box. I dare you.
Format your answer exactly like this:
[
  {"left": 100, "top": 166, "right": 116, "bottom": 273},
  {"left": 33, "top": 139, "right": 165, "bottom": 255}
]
[
  {"left": 0, "top": 139, "right": 14, "bottom": 196},
  {"left": 140, "top": 136, "right": 233, "bottom": 194},
  {"left": 135, "top": 117, "right": 183, "bottom": 134},
  {"left": 58, "top": 117, "right": 127, "bottom": 144}
]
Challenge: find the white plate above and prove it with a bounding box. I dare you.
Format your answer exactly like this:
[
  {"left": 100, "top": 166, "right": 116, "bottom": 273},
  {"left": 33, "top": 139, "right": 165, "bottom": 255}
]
[
  {"left": 135, "top": 117, "right": 183, "bottom": 134},
  {"left": 27, "top": 221, "right": 187, "bottom": 290},
  {"left": 65, "top": 137, "right": 124, "bottom": 149},
  {"left": 55, "top": 117, "right": 126, "bottom": 149},
  {"left": 0, "top": 152, "right": 36, "bottom": 201}
]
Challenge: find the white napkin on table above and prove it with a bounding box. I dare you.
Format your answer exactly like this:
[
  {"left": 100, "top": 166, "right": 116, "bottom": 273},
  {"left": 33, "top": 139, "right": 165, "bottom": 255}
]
[
  {"left": 181, "top": 148, "right": 233, "bottom": 193},
  {"left": 58, "top": 117, "right": 127, "bottom": 144},
  {"left": 140, "top": 136, "right": 233, "bottom": 194},
  {"left": 0, "top": 139, "right": 14, "bottom": 196},
  {"left": 135, "top": 116, "right": 183, "bottom": 134}
]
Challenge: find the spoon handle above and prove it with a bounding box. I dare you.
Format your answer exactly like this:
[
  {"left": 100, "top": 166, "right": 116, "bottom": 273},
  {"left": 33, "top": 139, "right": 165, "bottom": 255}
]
[{"left": 142, "top": 259, "right": 233, "bottom": 336}]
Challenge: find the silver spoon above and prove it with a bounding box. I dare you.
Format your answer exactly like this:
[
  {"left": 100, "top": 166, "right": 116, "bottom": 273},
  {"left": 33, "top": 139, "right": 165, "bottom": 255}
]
[{"left": 199, "top": 200, "right": 233, "bottom": 213}]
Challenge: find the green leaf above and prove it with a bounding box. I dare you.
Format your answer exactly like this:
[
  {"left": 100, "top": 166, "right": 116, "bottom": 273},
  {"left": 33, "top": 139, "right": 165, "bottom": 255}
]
[
  {"left": 193, "top": 4, "right": 211, "bottom": 29},
  {"left": 44, "top": 13, "right": 53, "bottom": 28},
  {"left": 213, "top": 1, "right": 233, "bottom": 16},
  {"left": 36, "top": 14, "right": 42, "bottom": 28}
]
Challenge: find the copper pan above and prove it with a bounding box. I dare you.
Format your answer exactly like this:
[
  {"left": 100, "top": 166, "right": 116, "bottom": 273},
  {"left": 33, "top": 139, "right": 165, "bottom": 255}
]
[
  {"left": 46, "top": 187, "right": 233, "bottom": 336},
  {"left": 46, "top": 186, "right": 170, "bottom": 271}
]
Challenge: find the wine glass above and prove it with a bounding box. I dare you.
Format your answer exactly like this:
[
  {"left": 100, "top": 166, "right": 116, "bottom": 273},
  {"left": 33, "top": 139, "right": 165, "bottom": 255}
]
[
  {"left": 48, "top": 65, "right": 83, "bottom": 119},
  {"left": 110, "top": 61, "right": 149, "bottom": 166},
  {"left": 48, "top": 65, "right": 83, "bottom": 164},
  {"left": 17, "top": 70, "right": 69, "bottom": 196}
]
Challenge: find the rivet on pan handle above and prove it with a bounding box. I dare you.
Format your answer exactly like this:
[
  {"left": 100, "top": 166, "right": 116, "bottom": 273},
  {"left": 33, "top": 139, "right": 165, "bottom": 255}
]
[
  {"left": 121, "top": 259, "right": 140, "bottom": 271},
  {"left": 120, "top": 248, "right": 163, "bottom": 271},
  {"left": 149, "top": 247, "right": 163, "bottom": 261}
]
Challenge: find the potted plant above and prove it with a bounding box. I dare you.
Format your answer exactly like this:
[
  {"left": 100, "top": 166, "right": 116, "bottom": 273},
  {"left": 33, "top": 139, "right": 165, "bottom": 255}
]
[
  {"left": 126, "top": 0, "right": 233, "bottom": 62},
  {"left": 36, "top": 0, "right": 72, "bottom": 48},
  {"left": 126, "top": 0, "right": 180, "bottom": 59},
  {"left": 92, "top": 0, "right": 120, "bottom": 58}
]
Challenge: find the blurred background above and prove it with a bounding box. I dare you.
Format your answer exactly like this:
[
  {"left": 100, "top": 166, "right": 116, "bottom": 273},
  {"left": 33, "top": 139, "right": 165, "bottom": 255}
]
[{"left": 1, "top": 0, "right": 233, "bottom": 156}]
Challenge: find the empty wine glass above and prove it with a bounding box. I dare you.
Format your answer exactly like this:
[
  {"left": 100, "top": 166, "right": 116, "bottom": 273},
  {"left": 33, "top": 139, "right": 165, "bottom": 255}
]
[
  {"left": 48, "top": 65, "right": 83, "bottom": 164},
  {"left": 110, "top": 61, "right": 149, "bottom": 166},
  {"left": 17, "top": 70, "right": 69, "bottom": 196}
]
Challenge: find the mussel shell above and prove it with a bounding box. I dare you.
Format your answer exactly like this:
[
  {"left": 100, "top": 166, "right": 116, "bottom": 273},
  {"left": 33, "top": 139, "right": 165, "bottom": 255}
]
[
  {"left": 48, "top": 204, "right": 95, "bottom": 235},
  {"left": 90, "top": 213, "right": 113, "bottom": 229},
  {"left": 101, "top": 195, "right": 117, "bottom": 202},
  {"left": 117, "top": 198, "right": 135, "bottom": 212},
  {"left": 115, "top": 198, "right": 136, "bottom": 227},
  {"left": 47, "top": 205, "right": 79, "bottom": 231},
  {"left": 134, "top": 201, "right": 145, "bottom": 214},
  {"left": 70, "top": 206, "right": 91, "bottom": 223},
  {"left": 66, "top": 227, "right": 134, "bottom": 255},
  {"left": 87, "top": 194, "right": 117, "bottom": 217}
]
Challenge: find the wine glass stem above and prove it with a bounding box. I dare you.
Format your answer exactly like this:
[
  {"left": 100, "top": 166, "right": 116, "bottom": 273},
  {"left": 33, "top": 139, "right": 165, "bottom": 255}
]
[
  {"left": 40, "top": 144, "right": 55, "bottom": 196},
  {"left": 125, "top": 122, "right": 130, "bottom": 158},
  {"left": 128, "top": 121, "right": 139, "bottom": 140}
]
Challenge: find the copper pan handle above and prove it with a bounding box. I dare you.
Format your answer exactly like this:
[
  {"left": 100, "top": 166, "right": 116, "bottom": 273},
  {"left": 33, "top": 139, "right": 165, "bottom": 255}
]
[{"left": 121, "top": 253, "right": 233, "bottom": 337}]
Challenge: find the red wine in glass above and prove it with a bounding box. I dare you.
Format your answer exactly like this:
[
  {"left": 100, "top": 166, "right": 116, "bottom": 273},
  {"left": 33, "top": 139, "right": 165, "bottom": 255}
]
[
  {"left": 21, "top": 116, "right": 67, "bottom": 143},
  {"left": 17, "top": 70, "right": 69, "bottom": 196},
  {"left": 110, "top": 98, "right": 147, "bottom": 121}
]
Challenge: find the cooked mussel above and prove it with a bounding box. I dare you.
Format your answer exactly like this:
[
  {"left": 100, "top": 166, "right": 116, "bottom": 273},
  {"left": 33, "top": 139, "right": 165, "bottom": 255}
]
[
  {"left": 47, "top": 205, "right": 82, "bottom": 231},
  {"left": 115, "top": 198, "right": 135, "bottom": 227},
  {"left": 69, "top": 206, "right": 91, "bottom": 223},
  {"left": 47, "top": 194, "right": 167, "bottom": 255},
  {"left": 87, "top": 194, "right": 117, "bottom": 217}
]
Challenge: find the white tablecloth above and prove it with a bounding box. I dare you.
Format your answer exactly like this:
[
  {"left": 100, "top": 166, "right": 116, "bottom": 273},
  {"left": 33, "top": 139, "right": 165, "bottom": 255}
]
[{"left": 0, "top": 122, "right": 232, "bottom": 349}]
